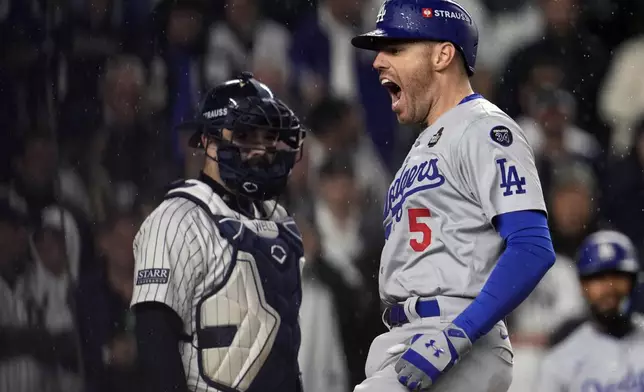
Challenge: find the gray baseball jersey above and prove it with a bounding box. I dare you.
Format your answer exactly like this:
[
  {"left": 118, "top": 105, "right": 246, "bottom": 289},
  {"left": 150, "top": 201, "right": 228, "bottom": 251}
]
[
  {"left": 536, "top": 315, "right": 644, "bottom": 391},
  {"left": 380, "top": 96, "right": 547, "bottom": 304},
  {"left": 130, "top": 179, "right": 304, "bottom": 392}
]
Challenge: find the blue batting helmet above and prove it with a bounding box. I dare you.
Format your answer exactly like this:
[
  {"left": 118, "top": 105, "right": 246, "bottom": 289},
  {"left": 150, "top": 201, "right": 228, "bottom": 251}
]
[
  {"left": 351, "top": 0, "right": 479, "bottom": 75},
  {"left": 576, "top": 230, "right": 640, "bottom": 278}
]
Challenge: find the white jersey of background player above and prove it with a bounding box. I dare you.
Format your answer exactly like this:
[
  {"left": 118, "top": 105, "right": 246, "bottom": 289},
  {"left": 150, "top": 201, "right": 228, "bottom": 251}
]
[
  {"left": 537, "top": 230, "right": 644, "bottom": 392},
  {"left": 130, "top": 73, "right": 306, "bottom": 392},
  {"left": 351, "top": 0, "right": 556, "bottom": 391}
]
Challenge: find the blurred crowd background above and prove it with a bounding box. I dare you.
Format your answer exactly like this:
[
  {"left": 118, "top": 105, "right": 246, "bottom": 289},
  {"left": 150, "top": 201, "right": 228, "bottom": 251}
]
[{"left": 1, "top": 0, "right": 644, "bottom": 391}]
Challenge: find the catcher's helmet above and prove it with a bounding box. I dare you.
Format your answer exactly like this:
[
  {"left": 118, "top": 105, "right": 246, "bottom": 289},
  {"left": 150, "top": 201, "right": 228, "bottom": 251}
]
[
  {"left": 576, "top": 231, "right": 640, "bottom": 279},
  {"left": 352, "top": 0, "right": 479, "bottom": 75},
  {"left": 178, "top": 72, "right": 305, "bottom": 200}
]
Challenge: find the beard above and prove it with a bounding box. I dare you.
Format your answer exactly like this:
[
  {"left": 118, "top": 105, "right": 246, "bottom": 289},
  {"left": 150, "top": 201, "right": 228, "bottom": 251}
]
[
  {"left": 590, "top": 299, "right": 633, "bottom": 338},
  {"left": 244, "top": 155, "right": 272, "bottom": 172}
]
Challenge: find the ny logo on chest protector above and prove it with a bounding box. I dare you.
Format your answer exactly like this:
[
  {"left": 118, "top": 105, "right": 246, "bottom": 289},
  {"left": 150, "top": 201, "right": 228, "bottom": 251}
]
[{"left": 496, "top": 158, "right": 526, "bottom": 196}]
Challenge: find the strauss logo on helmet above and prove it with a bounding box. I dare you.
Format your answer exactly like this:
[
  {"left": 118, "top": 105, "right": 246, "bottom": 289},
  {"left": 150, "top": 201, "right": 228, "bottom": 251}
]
[{"left": 433, "top": 9, "right": 471, "bottom": 22}]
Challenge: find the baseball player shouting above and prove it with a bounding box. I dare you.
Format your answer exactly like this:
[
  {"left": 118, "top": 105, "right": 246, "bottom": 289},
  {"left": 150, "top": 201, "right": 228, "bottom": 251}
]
[
  {"left": 130, "top": 72, "right": 306, "bottom": 392},
  {"left": 351, "top": 0, "right": 556, "bottom": 391},
  {"left": 537, "top": 230, "right": 644, "bottom": 392}
]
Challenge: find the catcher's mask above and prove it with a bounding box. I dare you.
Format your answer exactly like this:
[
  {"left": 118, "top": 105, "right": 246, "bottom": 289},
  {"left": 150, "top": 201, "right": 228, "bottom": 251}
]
[{"left": 179, "top": 72, "right": 305, "bottom": 201}]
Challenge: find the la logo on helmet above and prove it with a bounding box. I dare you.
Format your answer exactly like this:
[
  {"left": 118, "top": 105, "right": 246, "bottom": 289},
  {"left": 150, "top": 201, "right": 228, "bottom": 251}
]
[{"left": 376, "top": 0, "right": 388, "bottom": 23}]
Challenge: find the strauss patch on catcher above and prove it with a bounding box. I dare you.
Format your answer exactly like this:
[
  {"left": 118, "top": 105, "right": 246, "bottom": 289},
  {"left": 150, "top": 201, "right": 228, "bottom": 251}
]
[{"left": 350, "top": 0, "right": 556, "bottom": 391}]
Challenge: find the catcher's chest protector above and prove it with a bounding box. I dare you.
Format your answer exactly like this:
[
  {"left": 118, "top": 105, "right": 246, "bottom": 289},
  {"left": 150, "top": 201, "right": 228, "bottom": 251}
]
[
  {"left": 169, "top": 190, "right": 304, "bottom": 392},
  {"left": 212, "top": 215, "right": 304, "bottom": 392}
]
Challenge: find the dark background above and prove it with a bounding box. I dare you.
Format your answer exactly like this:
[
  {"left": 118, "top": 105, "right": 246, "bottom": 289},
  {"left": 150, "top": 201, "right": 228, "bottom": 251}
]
[{"left": 1, "top": 0, "right": 643, "bottom": 391}]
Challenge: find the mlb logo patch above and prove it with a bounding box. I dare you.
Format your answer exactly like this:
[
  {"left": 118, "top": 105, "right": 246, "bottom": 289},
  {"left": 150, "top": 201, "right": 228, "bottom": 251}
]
[{"left": 422, "top": 8, "right": 433, "bottom": 18}]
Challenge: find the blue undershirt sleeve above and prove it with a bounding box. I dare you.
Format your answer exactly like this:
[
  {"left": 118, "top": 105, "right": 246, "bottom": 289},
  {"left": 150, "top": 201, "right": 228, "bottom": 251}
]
[{"left": 452, "top": 210, "right": 556, "bottom": 342}]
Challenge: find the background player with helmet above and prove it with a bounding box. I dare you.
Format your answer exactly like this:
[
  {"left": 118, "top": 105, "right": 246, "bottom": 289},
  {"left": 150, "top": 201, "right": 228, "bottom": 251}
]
[
  {"left": 129, "top": 72, "right": 306, "bottom": 392},
  {"left": 536, "top": 230, "right": 644, "bottom": 392},
  {"left": 351, "top": 0, "right": 556, "bottom": 391}
]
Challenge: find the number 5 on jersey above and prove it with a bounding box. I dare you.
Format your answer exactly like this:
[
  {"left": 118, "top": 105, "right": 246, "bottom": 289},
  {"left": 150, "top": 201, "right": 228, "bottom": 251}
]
[{"left": 408, "top": 208, "right": 431, "bottom": 251}]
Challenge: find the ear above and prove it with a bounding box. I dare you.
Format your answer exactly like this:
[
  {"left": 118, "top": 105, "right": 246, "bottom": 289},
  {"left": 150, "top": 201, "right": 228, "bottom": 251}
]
[
  {"left": 433, "top": 42, "right": 458, "bottom": 73},
  {"left": 202, "top": 134, "right": 219, "bottom": 159}
]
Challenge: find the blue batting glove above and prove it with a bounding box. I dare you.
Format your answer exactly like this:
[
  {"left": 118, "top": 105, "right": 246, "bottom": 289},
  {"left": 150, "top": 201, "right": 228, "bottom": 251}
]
[{"left": 394, "top": 324, "right": 472, "bottom": 391}]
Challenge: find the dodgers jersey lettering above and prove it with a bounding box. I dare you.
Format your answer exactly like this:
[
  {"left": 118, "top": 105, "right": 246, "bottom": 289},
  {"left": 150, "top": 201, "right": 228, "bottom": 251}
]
[
  {"left": 536, "top": 316, "right": 644, "bottom": 392},
  {"left": 380, "top": 97, "right": 546, "bottom": 304},
  {"left": 130, "top": 179, "right": 304, "bottom": 392}
]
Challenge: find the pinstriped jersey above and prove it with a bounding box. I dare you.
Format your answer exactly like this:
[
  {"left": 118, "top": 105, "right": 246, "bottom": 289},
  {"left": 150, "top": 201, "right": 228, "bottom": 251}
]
[
  {"left": 0, "top": 277, "right": 45, "bottom": 392},
  {"left": 130, "top": 179, "right": 304, "bottom": 392},
  {"left": 380, "top": 97, "right": 547, "bottom": 304},
  {"left": 536, "top": 315, "right": 644, "bottom": 392}
]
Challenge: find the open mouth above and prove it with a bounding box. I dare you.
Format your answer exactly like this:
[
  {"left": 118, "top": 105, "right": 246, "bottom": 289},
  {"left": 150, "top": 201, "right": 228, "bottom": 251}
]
[{"left": 381, "top": 78, "right": 402, "bottom": 106}]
